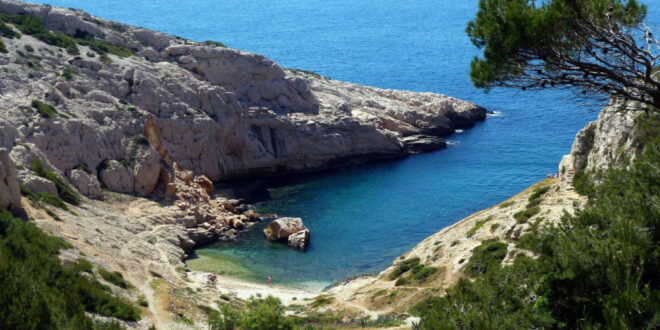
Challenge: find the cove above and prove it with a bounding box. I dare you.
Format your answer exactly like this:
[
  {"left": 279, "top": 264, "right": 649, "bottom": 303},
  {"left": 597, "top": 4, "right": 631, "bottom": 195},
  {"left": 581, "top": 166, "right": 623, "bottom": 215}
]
[{"left": 31, "top": 0, "right": 660, "bottom": 289}]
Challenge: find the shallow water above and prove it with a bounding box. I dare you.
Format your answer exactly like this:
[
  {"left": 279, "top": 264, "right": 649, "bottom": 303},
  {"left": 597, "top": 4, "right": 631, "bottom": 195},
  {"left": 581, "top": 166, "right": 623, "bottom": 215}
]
[{"left": 33, "top": 0, "right": 660, "bottom": 289}]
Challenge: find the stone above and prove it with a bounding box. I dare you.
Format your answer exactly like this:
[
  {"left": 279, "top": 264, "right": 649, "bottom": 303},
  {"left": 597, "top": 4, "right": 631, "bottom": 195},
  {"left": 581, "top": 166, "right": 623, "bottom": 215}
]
[
  {"left": 183, "top": 216, "right": 196, "bottom": 228},
  {"left": 69, "top": 169, "right": 102, "bottom": 199},
  {"left": 186, "top": 228, "right": 217, "bottom": 245},
  {"left": 194, "top": 175, "right": 213, "bottom": 194},
  {"left": 287, "top": 229, "right": 310, "bottom": 250},
  {"left": 21, "top": 173, "right": 58, "bottom": 196},
  {"left": 263, "top": 217, "right": 306, "bottom": 241},
  {"left": 165, "top": 183, "right": 178, "bottom": 197},
  {"left": 233, "top": 219, "right": 244, "bottom": 230},
  {"left": 99, "top": 160, "right": 134, "bottom": 193},
  {"left": 246, "top": 210, "right": 260, "bottom": 222},
  {"left": 0, "top": 149, "right": 21, "bottom": 210},
  {"left": 133, "top": 147, "right": 161, "bottom": 196}
]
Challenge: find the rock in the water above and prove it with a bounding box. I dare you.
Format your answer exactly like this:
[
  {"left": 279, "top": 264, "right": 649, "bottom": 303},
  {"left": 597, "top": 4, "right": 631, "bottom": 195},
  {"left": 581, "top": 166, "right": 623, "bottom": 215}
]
[
  {"left": 287, "top": 229, "right": 310, "bottom": 250},
  {"left": 0, "top": 149, "right": 21, "bottom": 210},
  {"left": 263, "top": 217, "right": 306, "bottom": 241}
]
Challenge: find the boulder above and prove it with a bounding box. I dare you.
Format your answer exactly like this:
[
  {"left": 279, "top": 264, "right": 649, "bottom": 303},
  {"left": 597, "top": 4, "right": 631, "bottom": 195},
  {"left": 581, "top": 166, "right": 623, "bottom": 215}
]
[
  {"left": 0, "top": 149, "right": 21, "bottom": 210},
  {"left": 99, "top": 160, "right": 134, "bottom": 193},
  {"left": 186, "top": 228, "right": 217, "bottom": 245},
  {"left": 69, "top": 169, "right": 102, "bottom": 199},
  {"left": 194, "top": 175, "right": 213, "bottom": 194},
  {"left": 263, "top": 217, "right": 306, "bottom": 241},
  {"left": 133, "top": 147, "right": 161, "bottom": 196},
  {"left": 287, "top": 229, "right": 310, "bottom": 250},
  {"left": 21, "top": 173, "right": 58, "bottom": 196}
]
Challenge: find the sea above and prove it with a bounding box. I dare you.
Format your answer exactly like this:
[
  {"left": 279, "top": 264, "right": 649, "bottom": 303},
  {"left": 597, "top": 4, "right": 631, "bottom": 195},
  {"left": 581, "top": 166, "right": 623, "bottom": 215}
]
[{"left": 31, "top": 0, "right": 660, "bottom": 290}]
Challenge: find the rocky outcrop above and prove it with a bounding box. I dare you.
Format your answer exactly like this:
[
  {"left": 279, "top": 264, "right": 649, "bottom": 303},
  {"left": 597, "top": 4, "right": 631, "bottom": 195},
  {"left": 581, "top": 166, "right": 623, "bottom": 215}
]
[
  {"left": 264, "top": 217, "right": 310, "bottom": 250},
  {"left": 69, "top": 169, "right": 102, "bottom": 199},
  {"left": 0, "top": 149, "right": 21, "bottom": 210},
  {"left": 263, "top": 217, "right": 307, "bottom": 241},
  {"left": 559, "top": 99, "right": 643, "bottom": 189},
  {"left": 0, "top": 0, "right": 485, "bottom": 200},
  {"left": 287, "top": 229, "right": 311, "bottom": 250}
]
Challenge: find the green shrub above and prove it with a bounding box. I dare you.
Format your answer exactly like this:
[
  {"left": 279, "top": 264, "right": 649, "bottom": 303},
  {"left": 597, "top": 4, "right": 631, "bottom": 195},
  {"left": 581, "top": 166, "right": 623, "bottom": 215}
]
[
  {"left": 98, "top": 268, "right": 133, "bottom": 289},
  {"left": 388, "top": 257, "right": 421, "bottom": 280},
  {"left": 3, "top": 14, "right": 78, "bottom": 53},
  {"left": 206, "top": 304, "right": 241, "bottom": 330},
  {"left": 76, "top": 38, "right": 132, "bottom": 58},
  {"left": 499, "top": 201, "right": 515, "bottom": 208},
  {"left": 0, "top": 39, "right": 6, "bottom": 54},
  {"left": 24, "top": 44, "right": 34, "bottom": 52},
  {"left": 0, "top": 20, "right": 20, "bottom": 39},
  {"left": 35, "top": 191, "right": 69, "bottom": 211},
  {"left": 202, "top": 40, "right": 226, "bottom": 48},
  {"left": 466, "top": 216, "right": 493, "bottom": 238},
  {"left": 240, "top": 296, "right": 292, "bottom": 330},
  {"left": 416, "top": 115, "right": 660, "bottom": 329},
  {"left": 31, "top": 99, "right": 58, "bottom": 118},
  {"left": 0, "top": 210, "right": 140, "bottom": 328},
  {"left": 463, "top": 239, "right": 508, "bottom": 276},
  {"left": 30, "top": 159, "right": 80, "bottom": 205},
  {"left": 62, "top": 67, "right": 75, "bottom": 80},
  {"left": 513, "top": 206, "right": 540, "bottom": 223},
  {"left": 528, "top": 186, "right": 550, "bottom": 202},
  {"left": 310, "top": 295, "right": 333, "bottom": 308}
]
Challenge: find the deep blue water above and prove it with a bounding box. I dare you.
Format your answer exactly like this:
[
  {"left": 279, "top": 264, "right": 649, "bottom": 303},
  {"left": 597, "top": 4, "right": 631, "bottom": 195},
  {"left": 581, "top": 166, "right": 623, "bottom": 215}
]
[{"left": 32, "top": 0, "right": 660, "bottom": 290}]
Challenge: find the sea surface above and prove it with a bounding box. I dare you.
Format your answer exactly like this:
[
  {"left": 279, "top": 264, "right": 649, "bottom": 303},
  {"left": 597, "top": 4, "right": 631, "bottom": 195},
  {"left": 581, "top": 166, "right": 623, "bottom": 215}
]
[{"left": 32, "top": 0, "right": 660, "bottom": 290}]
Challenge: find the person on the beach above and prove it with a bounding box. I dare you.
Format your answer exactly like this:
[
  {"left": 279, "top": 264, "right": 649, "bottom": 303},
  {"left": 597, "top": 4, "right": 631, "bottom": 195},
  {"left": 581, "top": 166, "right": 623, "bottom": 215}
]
[{"left": 268, "top": 276, "right": 272, "bottom": 288}]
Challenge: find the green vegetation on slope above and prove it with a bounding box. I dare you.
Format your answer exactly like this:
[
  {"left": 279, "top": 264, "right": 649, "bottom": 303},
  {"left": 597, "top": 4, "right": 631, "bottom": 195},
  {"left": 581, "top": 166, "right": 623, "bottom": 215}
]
[
  {"left": 414, "top": 115, "right": 660, "bottom": 329},
  {"left": 0, "top": 210, "right": 140, "bottom": 329},
  {"left": 2, "top": 13, "right": 79, "bottom": 54},
  {"left": 31, "top": 158, "right": 81, "bottom": 206}
]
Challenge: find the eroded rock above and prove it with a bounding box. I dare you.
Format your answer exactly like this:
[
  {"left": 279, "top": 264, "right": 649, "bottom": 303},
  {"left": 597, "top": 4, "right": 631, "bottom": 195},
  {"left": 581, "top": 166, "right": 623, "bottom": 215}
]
[
  {"left": 263, "top": 217, "right": 307, "bottom": 241},
  {"left": 287, "top": 229, "right": 310, "bottom": 250},
  {"left": 0, "top": 149, "right": 21, "bottom": 210}
]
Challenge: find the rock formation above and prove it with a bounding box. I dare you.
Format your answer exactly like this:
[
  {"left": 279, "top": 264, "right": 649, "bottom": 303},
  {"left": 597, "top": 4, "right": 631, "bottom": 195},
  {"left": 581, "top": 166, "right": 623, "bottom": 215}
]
[
  {"left": 263, "top": 217, "right": 310, "bottom": 249},
  {"left": 0, "top": 149, "right": 21, "bottom": 210},
  {"left": 559, "top": 99, "right": 643, "bottom": 189},
  {"left": 0, "top": 0, "right": 485, "bottom": 200}
]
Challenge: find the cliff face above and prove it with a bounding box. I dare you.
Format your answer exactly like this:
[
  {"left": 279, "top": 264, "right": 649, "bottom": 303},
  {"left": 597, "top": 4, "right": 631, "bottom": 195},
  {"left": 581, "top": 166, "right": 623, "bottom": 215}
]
[
  {"left": 0, "top": 0, "right": 485, "bottom": 199},
  {"left": 559, "top": 100, "right": 643, "bottom": 188},
  {"left": 327, "top": 100, "right": 647, "bottom": 316}
]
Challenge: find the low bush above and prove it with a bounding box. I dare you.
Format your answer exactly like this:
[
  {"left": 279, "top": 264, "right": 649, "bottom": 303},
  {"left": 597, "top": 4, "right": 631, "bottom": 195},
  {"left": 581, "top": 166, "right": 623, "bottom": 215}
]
[
  {"left": 31, "top": 99, "right": 58, "bottom": 118},
  {"left": 528, "top": 186, "right": 550, "bottom": 202},
  {"left": 466, "top": 215, "right": 493, "bottom": 238},
  {"left": 76, "top": 38, "right": 132, "bottom": 58},
  {"left": 3, "top": 14, "right": 78, "bottom": 53},
  {"left": 202, "top": 40, "right": 226, "bottom": 48},
  {"left": 98, "top": 268, "right": 133, "bottom": 289},
  {"left": 0, "top": 210, "right": 140, "bottom": 328},
  {"left": 0, "top": 19, "right": 20, "bottom": 38},
  {"left": 388, "top": 257, "right": 420, "bottom": 280},
  {"left": 31, "top": 158, "right": 81, "bottom": 206},
  {"left": 513, "top": 206, "right": 540, "bottom": 223},
  {"left": 463, "top": 239, "right": 508, "bottom": 276}
]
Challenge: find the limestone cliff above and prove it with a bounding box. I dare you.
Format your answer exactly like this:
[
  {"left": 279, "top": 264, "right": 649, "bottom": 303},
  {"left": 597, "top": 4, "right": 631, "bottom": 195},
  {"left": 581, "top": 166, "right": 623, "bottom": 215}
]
[
  {"left": 326, "top": 99, "right": 648, "bottom": 317},
  {"left": 0, "top": 0, "right": 485, "bottom": 200},
  {"left": 559, "top": 99, "right": 645, "bottom": 188}
]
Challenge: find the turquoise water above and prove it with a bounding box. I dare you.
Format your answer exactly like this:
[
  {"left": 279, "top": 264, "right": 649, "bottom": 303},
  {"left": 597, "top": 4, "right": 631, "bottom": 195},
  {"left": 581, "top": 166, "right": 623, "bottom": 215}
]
[{"left": 33, "top": 0, "right": 660, "bottom": 289}]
